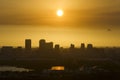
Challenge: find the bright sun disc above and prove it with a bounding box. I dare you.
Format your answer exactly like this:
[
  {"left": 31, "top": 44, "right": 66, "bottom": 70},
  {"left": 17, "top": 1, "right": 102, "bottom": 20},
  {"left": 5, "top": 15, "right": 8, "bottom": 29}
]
[{"left": 57, "top": 10, "right": 63, "bottom": 16}]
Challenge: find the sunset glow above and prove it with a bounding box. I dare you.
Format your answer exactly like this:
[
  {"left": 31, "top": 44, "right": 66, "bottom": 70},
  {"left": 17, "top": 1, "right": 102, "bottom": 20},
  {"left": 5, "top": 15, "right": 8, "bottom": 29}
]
[
  {"left": 51, "top": 66, "right": 65, "bottom": 71},
  {"left": 57, "top": 9, "right": 64, "bottom": 16},
  {"left": 0, "top": 1, "right": 120, "bottom": 78},
  {"left": 0, "top": 0, "right": 120, "bottom": 47}
]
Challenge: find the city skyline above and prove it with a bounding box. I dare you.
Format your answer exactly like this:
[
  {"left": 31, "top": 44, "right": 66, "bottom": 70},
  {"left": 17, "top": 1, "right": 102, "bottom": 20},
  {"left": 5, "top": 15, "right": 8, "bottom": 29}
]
[
  {"left": 0, "top": 0, "right": 120, "bottom": 47},
  {"left": 0, "top": 26, "right": 120, "bottom": 47},
  {"left": 0, "top": 39, "right": 119, "bottom": 48},
  {"left": 0, "top": 1, "right": 120, "bottom": 79}
]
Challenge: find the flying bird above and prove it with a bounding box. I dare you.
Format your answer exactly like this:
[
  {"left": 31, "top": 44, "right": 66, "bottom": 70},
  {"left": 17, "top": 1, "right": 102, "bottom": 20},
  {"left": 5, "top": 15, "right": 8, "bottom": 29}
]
[{"left": 107, "top": 29, "right": 111, "bottom": 31}]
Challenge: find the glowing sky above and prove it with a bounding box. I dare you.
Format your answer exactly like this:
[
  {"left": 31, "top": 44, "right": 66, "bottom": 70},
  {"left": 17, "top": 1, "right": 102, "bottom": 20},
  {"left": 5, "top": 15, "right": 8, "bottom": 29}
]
[{"left": 0, "top": 0, "right": 120, "bottom": 47}]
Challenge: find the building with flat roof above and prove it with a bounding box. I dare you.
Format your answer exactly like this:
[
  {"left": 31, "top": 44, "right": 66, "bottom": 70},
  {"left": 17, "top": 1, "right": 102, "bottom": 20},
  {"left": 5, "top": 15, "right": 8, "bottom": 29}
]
[
  {"left": 25, "top": 39, "right": 31, "bottom": 51},
  {"left": 39, "top": 39, "right": 46, "bottom": 49}
]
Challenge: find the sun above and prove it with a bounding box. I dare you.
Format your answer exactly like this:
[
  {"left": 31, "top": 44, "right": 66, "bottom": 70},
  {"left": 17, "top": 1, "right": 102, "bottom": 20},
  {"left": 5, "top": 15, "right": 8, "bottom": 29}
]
[{"left": 57, "top": 9, "right": 64, "bottom": 17}]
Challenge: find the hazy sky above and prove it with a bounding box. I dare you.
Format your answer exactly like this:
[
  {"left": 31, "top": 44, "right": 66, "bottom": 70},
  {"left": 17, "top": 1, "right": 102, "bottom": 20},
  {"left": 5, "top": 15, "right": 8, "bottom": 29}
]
[
  {"left": 0, "top": 0, "right": 120, "bottom": 47},
  {"left": 0, "top": 0, "right": 120, "bottom": 25}
]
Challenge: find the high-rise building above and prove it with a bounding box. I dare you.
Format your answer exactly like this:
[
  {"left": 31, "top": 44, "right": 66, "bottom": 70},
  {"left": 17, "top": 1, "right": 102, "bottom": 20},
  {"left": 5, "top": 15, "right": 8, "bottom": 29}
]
[
  {"left": 55, "top": 44, "right": 60, "bottom": 50},
  {"left": 54, "top": 44, "right": 60, "bottom": 53},
  {"left": 87, "top": 44, "right": 93, "bottom": 49},
  {"left": 25, "top": 39, "right": 31, "bottom": 51},
  {"left": 39, "top": 39, "right": 46, "bottom": 49},
  {"left": 81, "top": 43, "right": 85, "bottom": 49},
  {"left": 45, "top": 42, "right": 53, "bottom": 50}
]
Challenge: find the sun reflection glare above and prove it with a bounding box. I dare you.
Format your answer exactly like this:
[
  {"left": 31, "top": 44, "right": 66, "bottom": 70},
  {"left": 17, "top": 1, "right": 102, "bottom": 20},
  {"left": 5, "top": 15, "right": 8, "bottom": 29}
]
[{"left": 51, "top": 66, "right": 65, "bottom": 71}]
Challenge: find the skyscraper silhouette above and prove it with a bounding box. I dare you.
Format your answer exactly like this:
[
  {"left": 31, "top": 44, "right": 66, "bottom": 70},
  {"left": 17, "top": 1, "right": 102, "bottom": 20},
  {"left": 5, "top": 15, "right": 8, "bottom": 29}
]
[
  {"left": 87, "top": 44, "right": 93, "bottom": 49},
  {"left": 81, "top": 43, "right": 85, "bottom": 49},
  {"left": 25, "top": 39, "right": 31, "bottom": 51},
  {"left": 54, "top": 44, "right": 60, "bottom": 54},
  {"left": 39, "top": 39, "right": 46, "bottom": 49},
  {"left": 55, "top": 44, "right": 60, "bottom": 50}
]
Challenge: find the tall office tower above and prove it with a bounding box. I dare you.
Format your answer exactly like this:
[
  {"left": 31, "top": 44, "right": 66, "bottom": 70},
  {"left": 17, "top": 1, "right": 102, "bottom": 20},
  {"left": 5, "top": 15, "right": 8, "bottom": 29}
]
[
  {"left": 81, "top": 43, "right": 85, "bottom": 49},
  {"left": 39, "top": 39, "right": 46, "bottom": 49},
  {"left": 87, "top": 44, "right": 93, "bottom": 49},
  {"left": 25, "top": 39, "right": 31, "bottom": 51}
]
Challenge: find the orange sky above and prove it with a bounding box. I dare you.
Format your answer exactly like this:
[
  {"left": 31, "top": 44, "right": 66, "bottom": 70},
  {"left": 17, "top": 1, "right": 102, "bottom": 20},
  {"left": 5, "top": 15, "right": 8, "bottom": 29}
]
[{"left": 0, "top": 0, "right": 120, "bottom": 47}]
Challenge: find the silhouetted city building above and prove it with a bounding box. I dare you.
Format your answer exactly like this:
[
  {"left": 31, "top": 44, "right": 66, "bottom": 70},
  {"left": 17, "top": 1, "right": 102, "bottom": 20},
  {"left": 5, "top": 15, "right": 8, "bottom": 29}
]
[
  {"left": 39, "top": 39, "right": 46, "bottom": 49},
  {"left": 25, "top": 39, "right": 31, "bottom": 51},
  {"left": 55, "top": 44, "right": 60, "bottom": 50},
  {"left": 17, "top": 46, "right": 22, "bottom": 49},
  {"left": 69, "top": 44, "right": 75, "bottom": 53},
  {"left": 54, "top": 44, "right": 60, "bottom": 53},
  {"left": 45, "top": 42, "right": 53, "bottom": 50},
  {"left": 87, "top": 44, "right": 93, "bottom": 49},
  {"left": 1, "top": 46, "right": 13, "bottom": 54},
  {"left": 81, "top": 43, "right": 85, "bottom": 49},
  {"left": 39, "top": 39, "right": 53, "bottom": 53},
  {"left": 15, "top": 46, "right": 23, "bottom": 54}
]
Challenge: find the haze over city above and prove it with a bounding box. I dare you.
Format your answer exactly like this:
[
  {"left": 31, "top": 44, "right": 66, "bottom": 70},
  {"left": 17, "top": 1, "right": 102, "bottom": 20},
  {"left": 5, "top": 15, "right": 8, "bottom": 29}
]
[
  {"left": 1, "top": 1, "right": 120, "bottom": 80},
  {"left": 0, "top": 0, "right": 120, "bottom": 47}
]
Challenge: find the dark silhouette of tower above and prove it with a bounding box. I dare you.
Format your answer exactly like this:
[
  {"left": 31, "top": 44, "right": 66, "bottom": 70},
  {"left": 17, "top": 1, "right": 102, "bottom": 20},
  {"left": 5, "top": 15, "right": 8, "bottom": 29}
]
[
  {"left": 25, "top": 39, "right": 31, "bottom": 51},
  {"left": 81, "top": 43, "right": 85, "bottom": 49},
  {"left": 45, "top": 42, "right": 53, "bottom": 50},
  {"left": 39, "top": 39, "right": 46, "bottom": 49},
  {"left": 54, "top": 44, "right": 60, "bottom": 54},
  {"left": 70, "top": 44, "right": 75, "bottom": 53},
  {"left": 55, "top": 44, "right": 60, "bottom": 50},
  {"left": 87, "top": 44, "right": 93, "bottom": 49}
]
